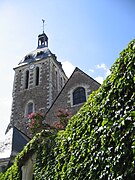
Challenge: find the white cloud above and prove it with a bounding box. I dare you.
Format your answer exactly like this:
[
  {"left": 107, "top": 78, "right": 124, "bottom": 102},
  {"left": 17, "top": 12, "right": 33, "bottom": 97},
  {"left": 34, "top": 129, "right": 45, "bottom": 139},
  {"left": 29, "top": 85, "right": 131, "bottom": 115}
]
[
  {"left": 62, "top": 61, "right": 75, "bottom": 78},
  {"left": 0, "top": 128, "right": 13, "bottom": 158},
  {"left": 96, "top": 63, "right": 106, "bottom": 69},
  {"left": 0, "top": 97, "right": 12, "bottom": 107},
  {"left": 89, "top": 69, "right": 94, "bottom": 73},
  {"left": 96, "top": 63, "right": 110, "bottom": 76},
  {"left": 88, "top": 63, "right": 111, "bottom": 84},
  {"left": 106, "top": 69, "right": 111, "bottom": 76},
  {"left": 0, "top": 97, "right": 12, "bottom": 141},
  {"left": 95, "top": 76, "right": 104, "bottom": 84}
]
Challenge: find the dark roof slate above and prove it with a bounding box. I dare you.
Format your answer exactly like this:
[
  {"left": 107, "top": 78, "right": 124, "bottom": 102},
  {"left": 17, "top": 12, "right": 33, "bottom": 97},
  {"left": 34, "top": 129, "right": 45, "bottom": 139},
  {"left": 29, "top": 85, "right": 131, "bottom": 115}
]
[{"left": 12, "top": 127, "right": 30, "bottom": 153}]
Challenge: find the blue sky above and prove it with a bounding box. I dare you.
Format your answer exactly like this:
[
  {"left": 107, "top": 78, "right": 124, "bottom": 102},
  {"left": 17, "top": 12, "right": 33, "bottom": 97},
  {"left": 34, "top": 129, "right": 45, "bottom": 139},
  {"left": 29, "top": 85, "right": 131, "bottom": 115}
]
[{"left": 0, "top": 0, "right": 135, "bottom": 140}]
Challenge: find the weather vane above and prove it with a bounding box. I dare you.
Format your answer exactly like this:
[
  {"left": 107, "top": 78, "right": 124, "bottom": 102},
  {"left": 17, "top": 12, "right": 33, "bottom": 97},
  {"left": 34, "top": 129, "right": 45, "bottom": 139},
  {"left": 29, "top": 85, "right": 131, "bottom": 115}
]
[{"left": 42, "top": 19, "right": 45, "bottom": 33}]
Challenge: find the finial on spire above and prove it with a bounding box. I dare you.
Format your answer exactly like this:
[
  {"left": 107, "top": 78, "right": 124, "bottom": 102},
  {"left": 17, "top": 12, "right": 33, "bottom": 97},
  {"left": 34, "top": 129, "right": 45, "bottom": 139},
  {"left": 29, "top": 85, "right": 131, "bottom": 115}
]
[
  {"left": 42, "top": 19, "right": 45, "bottom": 33},
  {"left": 37, "top": 19, "right": 48, "bottom": 48}
]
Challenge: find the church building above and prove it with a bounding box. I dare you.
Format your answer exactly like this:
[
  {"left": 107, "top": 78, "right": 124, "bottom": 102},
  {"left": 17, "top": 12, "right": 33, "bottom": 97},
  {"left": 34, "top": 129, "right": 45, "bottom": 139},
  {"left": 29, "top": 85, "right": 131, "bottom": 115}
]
[{"left": 0, "top": 28, "right": 100, "bottom": 171}]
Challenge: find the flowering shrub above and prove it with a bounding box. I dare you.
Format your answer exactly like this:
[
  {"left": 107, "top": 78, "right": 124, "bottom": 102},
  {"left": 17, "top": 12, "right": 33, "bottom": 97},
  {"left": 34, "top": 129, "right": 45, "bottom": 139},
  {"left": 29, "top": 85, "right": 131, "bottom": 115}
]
[
  {"left": 27, "top": 112, "right": 45, "bottom": 135},
  {"left": 52, "top": 108, "right": 71, "bottom": 130},
  {"left": 27, "top": 109, "right": 71, "bottom": 135}
]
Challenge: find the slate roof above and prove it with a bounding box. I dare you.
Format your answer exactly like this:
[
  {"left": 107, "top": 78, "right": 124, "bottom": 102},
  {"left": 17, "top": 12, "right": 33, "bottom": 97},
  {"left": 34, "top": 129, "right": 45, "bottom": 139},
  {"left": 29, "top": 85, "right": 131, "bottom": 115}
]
[
  {"left": 12, "top": 127, "right": 30, "bottom": 153},
  {"left": 18, "top": 46, "right": 53, "bottom": 66}
]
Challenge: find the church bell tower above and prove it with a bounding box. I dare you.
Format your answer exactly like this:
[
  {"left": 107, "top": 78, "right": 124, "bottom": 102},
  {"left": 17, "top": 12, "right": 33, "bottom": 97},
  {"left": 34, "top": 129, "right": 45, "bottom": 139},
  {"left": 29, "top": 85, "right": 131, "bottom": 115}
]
[{"left": 8, "top": 28, "right": 68, "bottom": 137}]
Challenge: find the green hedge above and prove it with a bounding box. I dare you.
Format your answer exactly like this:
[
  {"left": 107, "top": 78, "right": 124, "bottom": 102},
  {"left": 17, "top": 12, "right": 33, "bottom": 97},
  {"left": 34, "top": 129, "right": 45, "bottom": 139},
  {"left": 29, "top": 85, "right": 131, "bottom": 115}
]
[
  {"left": 0, "top": 131, "right": 56, "bottom": 180},
  {"left": 1, "top": 39, "right": 135, "bottom": 179}
]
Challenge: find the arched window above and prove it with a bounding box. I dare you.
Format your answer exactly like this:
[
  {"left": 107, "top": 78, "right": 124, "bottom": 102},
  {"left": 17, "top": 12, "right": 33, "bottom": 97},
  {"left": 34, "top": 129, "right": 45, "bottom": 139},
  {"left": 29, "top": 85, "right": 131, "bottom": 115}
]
[
  {"left": 73, "top": 87, "right": 86, "bottom": 105},
  {"left": 27, "top": 102, "right": 34, "bottom": 115},
  {"left": 25, "top": 70, "right": 29, "bottom": 89},
  {"left": 35, "top": 67, "right": 39, "bottom": 86}
]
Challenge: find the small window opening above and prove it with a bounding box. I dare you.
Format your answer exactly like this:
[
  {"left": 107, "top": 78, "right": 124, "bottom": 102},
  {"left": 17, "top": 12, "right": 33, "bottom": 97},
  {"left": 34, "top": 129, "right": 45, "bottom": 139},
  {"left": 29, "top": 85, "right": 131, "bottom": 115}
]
[
  {"left": 27, "top": 102, "right": 34, "bottom": 115},
  {"left": 24, "top": 55, "right": 32, "bottom": 61},
  {"left": 73, "top": 87, "right": 86, "bottom": 105},
  {"left": 37, "top": 51, "right": 44, "bottom": 57}
]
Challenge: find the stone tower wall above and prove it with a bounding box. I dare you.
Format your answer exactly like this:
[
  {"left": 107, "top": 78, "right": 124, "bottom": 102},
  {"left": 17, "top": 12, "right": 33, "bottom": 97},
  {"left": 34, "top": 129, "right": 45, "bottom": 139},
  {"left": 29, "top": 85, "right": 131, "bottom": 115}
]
[{"left": 10, "top": 57, "right": 67, "bottom": 136}]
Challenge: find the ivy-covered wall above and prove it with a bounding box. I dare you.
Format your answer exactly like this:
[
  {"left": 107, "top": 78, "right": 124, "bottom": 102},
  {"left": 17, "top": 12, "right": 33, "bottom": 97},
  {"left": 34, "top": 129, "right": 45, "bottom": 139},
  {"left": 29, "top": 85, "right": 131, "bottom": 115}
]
[{"left": 0, "top": 40, "right": 135, "bottom": 180}]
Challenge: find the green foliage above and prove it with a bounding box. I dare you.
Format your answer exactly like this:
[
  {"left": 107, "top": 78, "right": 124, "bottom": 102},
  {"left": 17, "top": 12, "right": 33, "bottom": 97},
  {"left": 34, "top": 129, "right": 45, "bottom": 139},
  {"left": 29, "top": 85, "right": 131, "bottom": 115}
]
[
  {"left": 1, "top": 39, "right": 135, "bottom": 179},
  {"left": 34, "top": 39, "right": 135, "bottom": 179},
  {"left": 0, "top": 162, "right": 21, "bottom": 180}
]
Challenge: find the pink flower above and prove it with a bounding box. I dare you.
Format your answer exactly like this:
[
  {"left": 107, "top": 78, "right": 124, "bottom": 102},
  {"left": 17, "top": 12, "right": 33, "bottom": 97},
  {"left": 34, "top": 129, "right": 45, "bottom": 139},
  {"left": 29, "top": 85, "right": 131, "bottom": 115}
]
[
  {"left": 52, "top": 121, "right": 64, "bottom": 130},
  {"left": 31, "top": 119, "right": 35, "bottom": 125},
  {"left": 27, "top": 112, "right": 35, "bottom": 119}
]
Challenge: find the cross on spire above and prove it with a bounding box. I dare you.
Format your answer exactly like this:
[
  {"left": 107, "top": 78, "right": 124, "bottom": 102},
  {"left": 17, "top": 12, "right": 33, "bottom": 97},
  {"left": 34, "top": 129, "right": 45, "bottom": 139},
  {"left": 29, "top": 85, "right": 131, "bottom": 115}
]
[{"left": 42, "top": 19, "right": 45, "bottom": 33}]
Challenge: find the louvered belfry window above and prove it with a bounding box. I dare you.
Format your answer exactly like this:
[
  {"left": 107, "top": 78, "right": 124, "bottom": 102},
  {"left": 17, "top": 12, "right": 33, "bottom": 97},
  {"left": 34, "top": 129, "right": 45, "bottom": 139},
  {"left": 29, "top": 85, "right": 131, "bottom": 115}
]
[
  {"left": 35, "top": 67, "right": 39, "bottom": 86},
  {"left": 25, "top": 70, "right": 29, "bottom": 89}
]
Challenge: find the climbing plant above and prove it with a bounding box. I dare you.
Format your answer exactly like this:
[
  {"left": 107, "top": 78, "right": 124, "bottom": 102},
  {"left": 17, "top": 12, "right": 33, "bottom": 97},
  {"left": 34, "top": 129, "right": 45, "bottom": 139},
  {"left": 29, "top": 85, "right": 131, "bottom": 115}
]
[
  {"left": 34, "top": 39, "right": 135, "bottom": 179},
  {"left": 0, "top": 39, "right": 135, "bottom": 180}
]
